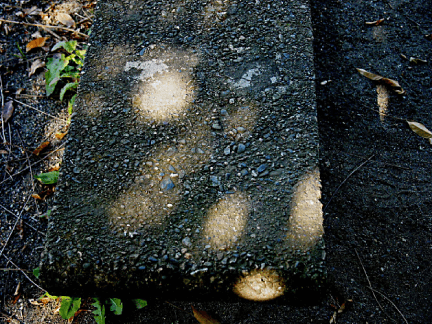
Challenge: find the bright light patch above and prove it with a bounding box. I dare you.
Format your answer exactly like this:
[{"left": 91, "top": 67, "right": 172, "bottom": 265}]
[
  {"left": 233, "top": 269, "right": 286, "bottom": 301},
  {"left": 203, "top": 192, "right": 249, "bottom": 249},
  {"left": 286, "top": 168, "right": 323, "bottom": 251},
  {"left": 132, "top": 70, "right": 194, "bottom": 122}
]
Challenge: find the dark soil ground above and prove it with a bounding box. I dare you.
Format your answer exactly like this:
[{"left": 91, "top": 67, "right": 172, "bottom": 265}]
[{"left": 1, "top": 0, "right": 432, "bottom": 323}]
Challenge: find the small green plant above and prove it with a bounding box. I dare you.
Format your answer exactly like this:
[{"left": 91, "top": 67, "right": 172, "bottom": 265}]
[
  {"left": 92, "top": 298, "right": 147, "bottom": 324},
  {"left": 34, "top": 171, "right": 59, "bottom": 184},
  {"left": 14, "top": 41, "right": 26, "bottom": 59},
  {"left": 45, "top": 40, "right": 86, "bottom": 101},
  {"left": 33, "top": 267, "right": 40, "bottom": 278},
  {"left": 41, "top": 293, "right": 81, "bottom": 320}
]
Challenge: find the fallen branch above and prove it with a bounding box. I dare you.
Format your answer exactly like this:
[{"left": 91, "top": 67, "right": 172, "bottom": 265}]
[{"left": 0, "top": 18, "right": 89, "bottom": 38}]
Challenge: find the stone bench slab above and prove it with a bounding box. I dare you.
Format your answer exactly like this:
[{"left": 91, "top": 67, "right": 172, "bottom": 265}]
[{"left": 41, "top": 0, "right": 325, "bottom": 302}]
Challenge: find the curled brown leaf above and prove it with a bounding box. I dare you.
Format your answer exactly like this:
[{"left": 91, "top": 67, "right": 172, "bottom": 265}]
[
  {"left": 192, "top": 305, "right": 221, "bottom": 324},
  {"left": 32, "top": 141, "right": 50, "bottom": 156},
  {"left": 29, "top": 59, "right": 46, "bottom": 77},
  {"left": 356, "top": 68, "right": 405, "bottom": 94},
  {"left": 407, "top": 121, "right": 432, "bottom": 139},
  {"left": 26, "top": 37, "right": 49, "bottom": 52},
  {"left": 365, "top": 18, "right": 385, "bottom": 26}
]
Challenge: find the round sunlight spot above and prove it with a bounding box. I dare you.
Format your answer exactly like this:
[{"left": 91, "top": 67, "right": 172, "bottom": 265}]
[
  {"left": 132, "top": 70, "right": 194, "bottom": 122},
  {"left": 233, "top": 269, "right": 286, "bottom": 301},
  {"left": 203, "top": 192, "right": 249, "bottom": 250}
]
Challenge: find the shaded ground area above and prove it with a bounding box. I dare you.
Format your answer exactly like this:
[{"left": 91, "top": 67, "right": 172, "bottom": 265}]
[{"left": 1, "top": 0, "right": 432, "bottom": 323}]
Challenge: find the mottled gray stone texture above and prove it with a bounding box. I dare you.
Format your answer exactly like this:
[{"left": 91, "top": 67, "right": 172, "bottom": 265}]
[{"left": 41, "top": 0, "right": 325, "bottom": 302}]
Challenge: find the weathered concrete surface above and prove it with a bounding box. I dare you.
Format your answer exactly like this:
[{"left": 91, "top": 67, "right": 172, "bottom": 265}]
[{"left": 41, "top": 0, "right": 325, "bottom": 301}]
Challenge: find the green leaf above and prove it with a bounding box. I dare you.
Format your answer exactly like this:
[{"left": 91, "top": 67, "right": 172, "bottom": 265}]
[
  {"left": 75, "top": 49, "right": 86, "bottom": 60},
  {"left": 92, "top": 298, "right": 106, "bottom": 324},
  {"left": 45, "top": 55, "right": 68, "bottom": 96},
  {"left": 132, "top": 299, "right": 147, "bottom": 309},
  {"left": 68, "top": 94, "right": 77, "bottom": 115},
  {"left": 60, "top": 82, "right": 78, "bottom": 101},
  {"left": 61, "top": 71, "right": 80, "bottom": 79},
  {"left": 35, "top": 171, "right": 59, "bottom": 184},
  {"left": 42, "top": 292, "right": 58, "bottom": 300},
  {"left": 59, "top": 296, "right": 81, "bottom": 319},
  {"left": 33, "top": 267, "right": 40, "bottom": 278},
  {"left": 52, "top": 40, "right": 77, "bottom": 53},
  {"left": 39, "top": 210, "right": 51, "bottom": 219},
  {"left": 108, "top": 298, "right": 123, "bottom": 315}
]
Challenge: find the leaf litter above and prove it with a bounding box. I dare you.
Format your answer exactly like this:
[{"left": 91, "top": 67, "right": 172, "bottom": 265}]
[
  {"left": 356, "top": 68, "right": 405, "bottom": 94},
  {"left": 192, "top": 305, "right": 221, "bottom": 324}
]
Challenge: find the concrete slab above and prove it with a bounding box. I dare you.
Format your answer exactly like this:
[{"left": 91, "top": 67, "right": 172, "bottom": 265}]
[{"left": 40, "top": 0, "right": 325, "bottom": 301}]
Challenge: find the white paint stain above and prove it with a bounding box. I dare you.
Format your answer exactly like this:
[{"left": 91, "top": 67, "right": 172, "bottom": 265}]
[
  {"left": 124, "top": 59, "right": 168, "bottom": 81},
  {"left": 232, "top": 65, "right": 262, "bottom": 88}
]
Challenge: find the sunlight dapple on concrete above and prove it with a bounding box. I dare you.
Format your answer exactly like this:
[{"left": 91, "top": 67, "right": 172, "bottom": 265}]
[{"left": 40, "top": 0, "right": 325, "bottom": 301}]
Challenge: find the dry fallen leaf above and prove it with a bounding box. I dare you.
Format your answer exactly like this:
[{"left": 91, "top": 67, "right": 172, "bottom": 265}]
[
  {"left": 48, "top": 164, "right": 60, "bottom": 172},
  {"left": 26, "top": 37, "right": 49, "bottom": 52},
  {"left": 356, "top": 68, "right": 405, "bottom": 94},
  {"left": 29, "top": 59, "right": 46, "bottom": 77},
  {"left": 32, "top": 141, "right": 50, "bottom": 156},
  {"left": 29, "top": 299, "right": 42, "bottom": 306},
  {"left": 2, "top": 101, "right": 14, "bottom": 124},
  {"left": 17, "top": 220, "right": 24, "bottom": 240},
  {"left": 192, "top": 305, "right": 221, "bottom": 324},
  {"left": 376, "top": 84, "right": 389, "bottom": 122},
  {"left": 365, "top": 18, "right": 385, "bottom": 26},
  {"left": 56, "top": 12, "right": 75, "bottom": 27},
  {"left": 407, "top": 121, "right": 432, "bottom": 140},
  {"left": 40, "top": 296, "right": 51, "bottom": 305},
  {"left": 32, "top": 193, "right": 43, "bottom": 200},
  {"left": 409, "top": 57, "right": 427, "bottom": 64}
]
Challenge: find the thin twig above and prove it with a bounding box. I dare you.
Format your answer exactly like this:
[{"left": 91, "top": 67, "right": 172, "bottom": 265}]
[
  {"left": 0, "top": 18, "right": 89, "bottom": 38},
  {"left": 0, "top": 196, "right": 31, "bottom": 259},
  {"left": 355, "top": 249, "right": 397, "bottom": 323},
  {"left": 41, "top": 26, "right": 64, "bottom": 41},
  {"left": 0, "top": 203, "right": 46, "bottom": 235},
  {"left": 0, "top": 75, "right": 6, "bottom": 145},
  {"left": 17, "top": 131, "right": 40, "bottom": 217},
  {"left": 13, "top": 99, "right": 67, "bottom": 122},
  {"left": 0, "top": 143, "right": 65, "bottom": 186},
  {"left": 323, "top": 154, "right": 375, "bottom": 213},
  {"left": 0, "top": 268, "right": 30, "bottom": 272},
  {"left": 368, "top": 287, "right": 409, "bottom": 324},
  {"left": 1, "top": 255, "right": 46, "bottom": 292},
  {"left": 340, "top": 152, "right": 411, "bottom": 170}
]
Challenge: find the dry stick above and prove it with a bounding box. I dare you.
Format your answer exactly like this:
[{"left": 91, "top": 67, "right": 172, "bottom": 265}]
[
  {"left": 17, "top": 131, "right": 40, "bottom": 217},
  {"left": 368, "top": 287, "right": 409, "bottom": 324},
  {"left": 323, "top": 154, "right": 375, "bottom": 213},
  {"left": 0, "top": 196, "right": 31, "bottom": 259},
  {"left": 13, "top": 99, "right": 67, "bottom": 122},
  {"left": 0, "top": 143, "right": 65, "bottom": 186},
  {"left": 341, "top": 152, "right": 411, "bottom": 170},
  {"left": 0, "top": 18, "right": 89, "bottom": 38},
  {"left": 0, "top": 75, "right": 6, "bottom": 146},
  {"left": 0, "top": 268, "right": 29, "bottom": 272},
  {"left": 0, "top": 203, "right": 45, "bottom": 235},
  {"left": 355, "top": 249, "right": 397, "bottom": 323},
  {"left": 1, "top": 255, "right": 45, "bottom": 292}
]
